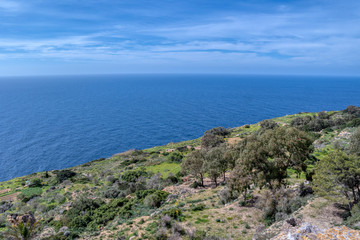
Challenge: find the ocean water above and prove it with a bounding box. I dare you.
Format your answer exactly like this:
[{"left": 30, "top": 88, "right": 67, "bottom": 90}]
[{"left": 1, "top": 74, "right": 360, "bottom": 181}]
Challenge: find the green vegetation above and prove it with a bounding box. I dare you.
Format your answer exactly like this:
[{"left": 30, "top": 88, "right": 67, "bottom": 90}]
[{"left": 0, "top": 106, "right": 359, "bottom": 239}]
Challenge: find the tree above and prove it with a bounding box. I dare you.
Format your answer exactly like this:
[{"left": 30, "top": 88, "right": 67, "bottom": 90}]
[
  {"left": 208, "top": 145, "right": 229, "bottom": 182},
  {"left": 349, "top": 127, "right": 360, "bottom": 156},
  {"left": 229, "top": 164, "right": 252, "bottom": 201},
  {"left": 181, "top": 150, "right": 206, "bottom": 186},
  {"left": 201, "top": 126, "right": 229, "bottom": 149},
  {"left": 230, "top": 126, "right": 313, "bottom": 194},
  {"left": 204, "top": 147, "right": 225, "bottom": 186},
  {"left": 201, "top": 134, "right": 225, "bottom": 149},
  {"left": 313, "top": 150, "right": 360, "bottom": 210},
  {"left": 260, "top": 127, "right": 313, "bottom": 187}
]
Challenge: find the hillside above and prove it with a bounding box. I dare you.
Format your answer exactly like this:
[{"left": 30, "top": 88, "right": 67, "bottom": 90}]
[{"left": 1, "top": 106, "right": 360, "bottom": 240}]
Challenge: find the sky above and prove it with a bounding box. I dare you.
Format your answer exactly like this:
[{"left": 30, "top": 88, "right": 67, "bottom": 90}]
[{"left": 0, "top": 0, "right": 360, "bottom": 76}]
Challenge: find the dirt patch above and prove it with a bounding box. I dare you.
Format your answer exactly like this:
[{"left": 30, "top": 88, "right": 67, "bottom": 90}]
[
  {"left": 0, "top": 188, "right": 10, "bottom": 194},
  {"left": 296, "top": 197, "right": 343, "bottom": 230},
  {"left": 227, "top": 137, "right": 242, "bottom": 145},
  {"left": 0, "top": 192, "right": 20, "bottom": 201}
]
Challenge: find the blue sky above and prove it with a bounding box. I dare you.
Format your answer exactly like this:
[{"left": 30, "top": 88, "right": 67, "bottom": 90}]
[{"left": 0, "top": 0, "right": 359, "bottom": 76}]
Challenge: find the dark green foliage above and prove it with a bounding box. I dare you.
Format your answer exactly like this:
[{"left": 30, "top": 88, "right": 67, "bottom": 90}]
[
  {"left": 204, "top": 146, "right": 227, "bottom": 186},
  {"left": 18, "top": 187, "right": 43, "bottom": 202},
  {"left": 313, "top": 150, "right": 360, "bottom": 210},
  {"left": 201, "top": 134, "right": 225, "bottom": 149},
  {"left": 201, "top": 127, "right": 229, "bottom": 149},
  {"left": 204, "top": 127, "right": 230, "bottom": 137},
  {"left": 259, "top": 119, "right": 278, "bottom": 130},
  {"left": 181, "top": 150, "right": 206, "bottom": 186},
  {"left": 143, "top": 190, "right": 170, "bottom": 208},
  {"left": 162, "top": 208, "right": 182, "bottom": 220},
  {"left": 121, "top": 169, "right": 148, "bottom": 183},
  {"left": 190, "top": 181, "right": 200, "bottom": 189},
  {"left": 55, "top": 170, "right": 76, "bottom": 183},
  {"left": 136, "top": 189, "right": 158, "bottom": 200},
  {"left": 28, "top": 178, "right": 42, "bottom": 188},
  {"left": 102, "top": 186, "right": 122, "bottom": 198},
  {"left": 230, "top": 126, "right": 313, "bottom": 194},
  {"left": 306, "top": 118, "right": 329, "bottom": 131},
  {"left": 166, "top": 175, "right": 178, "bottom": 184},
  {"left": 344, "top": 105, "right": 360, "bottom": 117},
  {"left": 131, "top": 150, "right": 144, "bottom": 156},
  {"left": 346, "top": 204, "right": 360, "bottom": 228},
  {"left": 347, "top": 118, "right": 360, "bottom": 128},
  {"left": 168, "top": 152, "right": 183, "bottom": 162},
  {"left": 191, "top": 203, "right": 206, "bottom": 211},
  {"left": 318, "top": 111, "right": 330, "bottom": 119},
  {"left": 299, "top": 183, "right": 313, "bottom": 197},
  {"left": 120, "top": 157, "right": 147, "bottom": 167},
  {"left": 349, "top": 127, "right": 360, "bottom": 156},
  {"left": 65, "top": 197, "right": 133, "bottom": 231},
  {"left": 258, "top": 188, "right": 309, "bottom": 225}
]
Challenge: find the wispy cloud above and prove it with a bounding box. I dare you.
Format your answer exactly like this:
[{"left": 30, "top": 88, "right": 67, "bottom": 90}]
[
  {"left": 0, "top": 0, "right": 359, "bottom": 75},
  {"left": 0, "top": 0, "right": 21, "bottom": 12}
]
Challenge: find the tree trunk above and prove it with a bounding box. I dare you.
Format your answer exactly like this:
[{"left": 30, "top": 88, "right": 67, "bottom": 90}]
[
  {"left": 223, "top": 172, "right": 226, "bottom": 182},
  {"left": 243, "top": 188, "right": 247, "bottom": 202}
]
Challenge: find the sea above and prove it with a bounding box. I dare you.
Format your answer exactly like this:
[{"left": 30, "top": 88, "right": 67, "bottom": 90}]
[{"left": 1, "top": 74, "right": 360, "bottom": 181}]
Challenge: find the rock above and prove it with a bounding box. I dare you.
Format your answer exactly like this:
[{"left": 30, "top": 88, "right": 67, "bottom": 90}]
[
  {"left": 286, "top": 218, "right": 297, "bottom": 227},
  {"left": 37, "top": 226, "right": 56, "bottom": 239},
  {"left": 59, "top": 226, "right": 68, "bottom": 233},
  {"left": 270, "top": 222, "right": 360, "bottom": 240},
  {"left": 64, "top": 231, "right": 71, "bottom": 236}
]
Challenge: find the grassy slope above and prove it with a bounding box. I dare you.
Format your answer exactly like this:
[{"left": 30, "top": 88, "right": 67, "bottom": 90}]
[{"left": 1, "top": 109, "right": 359, "bottom": 239}]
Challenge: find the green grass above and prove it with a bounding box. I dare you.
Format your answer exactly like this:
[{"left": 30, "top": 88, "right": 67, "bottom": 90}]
[
  {"left": 145, "top": 162, "right": 181, "bottom": 177},
  {"left": 144, "top": 138, "right": 201, "bottom": 153},
  {"left": 21, "top": 187, "right": 42, "bottom": 197}
]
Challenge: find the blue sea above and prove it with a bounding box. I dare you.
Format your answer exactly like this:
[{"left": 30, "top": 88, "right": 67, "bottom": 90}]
[{"left": 1, "top": 74, "right": 360, "bottom": 181}]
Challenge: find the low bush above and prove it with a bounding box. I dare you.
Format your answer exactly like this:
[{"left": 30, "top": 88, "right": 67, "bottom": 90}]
[
  {"left": 18, "top": 187, "right": 43, "bottom": 202},
  {"left": 55, "top": 170, "right": 76, "bottom": 183},
  {"left": 163, "top": 208, "right": 182, "bottom": 220},
  {"left": 122, "top": 169, "right": 148, "bottom": 183},
  {"left": 144, "top": 191, "right": 170, "bottom": 208},
  {"left": 191, "top": 203, "right": 206, "bottom": 211},
  {"left": 28, "top": 178, "right": 42, "bottom": 187}
]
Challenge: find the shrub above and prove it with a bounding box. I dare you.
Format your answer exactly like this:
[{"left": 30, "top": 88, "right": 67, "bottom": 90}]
[
  {"left": 159, "top": 215, "right": 172, "bottom": 228},
  {"left": 163, "top": 208, "right": 182, "bottom": 220},
  {"left": 18, "top": 187, "right": 43, "bottom": 202},
  {"left": 260, "top": 119, "right": 278, "bottom": 130},
  {"left": 28, "top": 179, "right": 42, "bottom": 188},
  {"left": 190, "top": 181, "right": 200, "bottom": 189},
  {"left": 102, "top": 186, "right": 122, "bottom": 198},
  {"left": 144, "top": 191, "right": 170, "bottom": 208},
  {"left": 146, "top": 173, "right": 164, "bottom": 190},
  {"left": 122, "top": 169, "right": 148, "bottom": 183},
  {"left": 56, "top": 170, "right": 76, "bottom": 183},
  {"left": 218, "top": 187, "right": 234, "bottom": 205},
  {"left": 168, "top": 152, "right": 183, "bottom": 162},
  {"left": 204, "top": 127, "right": 230, "bottom": 137},
  {"left": 291, "top": 116, "right": 312, "bottom": 129},
  {"left": 191, "top": 203, "right": 206, "bottom": 211},
  {"left": 166, "top": 174, "right": 179, "bottom": 184},
  {"left": 299, "top": 183, "right": 314, "bottom": 197}
]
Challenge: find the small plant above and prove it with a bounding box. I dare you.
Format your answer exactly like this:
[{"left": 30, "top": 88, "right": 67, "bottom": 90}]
[
  {"left": 4, "top": 213, "right": 38, "bottom": 240},
  {"left": 191, "top": 203, "right": 206, "bottom": 211}
]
